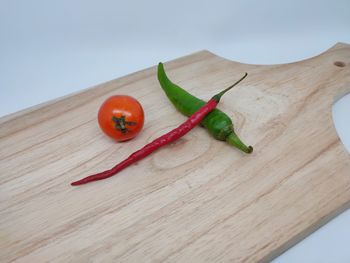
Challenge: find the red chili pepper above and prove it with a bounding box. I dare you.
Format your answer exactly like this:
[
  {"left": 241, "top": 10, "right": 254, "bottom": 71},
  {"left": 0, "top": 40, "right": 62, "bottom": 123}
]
[{"left": 71, "top": 73, "right": 247, "bottom": 186}]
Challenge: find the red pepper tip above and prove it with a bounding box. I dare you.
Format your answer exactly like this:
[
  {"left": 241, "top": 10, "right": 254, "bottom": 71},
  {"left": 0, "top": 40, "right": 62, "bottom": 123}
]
[{"left": 71, "top": 180, "right": 83, "bottom": 186}]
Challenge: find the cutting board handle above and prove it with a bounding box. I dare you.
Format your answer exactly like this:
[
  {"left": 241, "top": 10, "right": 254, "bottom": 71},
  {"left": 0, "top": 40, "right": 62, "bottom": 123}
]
[
  {"left": 329, "top": 43, "right": 350, "bottom": 101},
  {"left": 204, "top": 42, "right": 350, "bottom": 104}
]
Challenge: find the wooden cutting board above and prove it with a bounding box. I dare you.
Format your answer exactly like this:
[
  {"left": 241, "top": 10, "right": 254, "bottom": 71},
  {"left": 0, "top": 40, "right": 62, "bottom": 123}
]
[{"left": 1, "top": 43, "right": 349, "bottom": 263}]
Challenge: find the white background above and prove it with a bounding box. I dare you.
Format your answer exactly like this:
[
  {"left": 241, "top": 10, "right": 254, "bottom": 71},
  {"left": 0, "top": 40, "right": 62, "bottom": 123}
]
[{"left": 1, "top": 0, "right": 349, "bottom": 262}]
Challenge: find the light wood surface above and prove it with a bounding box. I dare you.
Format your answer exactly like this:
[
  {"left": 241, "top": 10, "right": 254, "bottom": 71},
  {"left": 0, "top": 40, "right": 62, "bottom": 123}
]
[{"left": 1, "top": 43, "right": 350, "bottom": 263}]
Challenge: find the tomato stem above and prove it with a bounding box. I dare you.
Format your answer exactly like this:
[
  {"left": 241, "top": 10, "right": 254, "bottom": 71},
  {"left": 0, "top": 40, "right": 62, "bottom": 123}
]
[{"left": 112, "top": 115, "right": 136, "bottom": 134}]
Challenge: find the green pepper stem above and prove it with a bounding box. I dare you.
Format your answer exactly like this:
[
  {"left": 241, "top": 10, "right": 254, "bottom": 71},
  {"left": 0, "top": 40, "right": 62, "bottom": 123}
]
[
  {"left": 212, "top": 72, "right": 248, "bottom": 102},
  {"left": 226, "top": 132, "right": 253, "bottom": 154}
]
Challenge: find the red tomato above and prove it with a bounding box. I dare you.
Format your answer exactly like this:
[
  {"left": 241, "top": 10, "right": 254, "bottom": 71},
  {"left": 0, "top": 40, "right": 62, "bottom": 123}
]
[{"left": 98, "top": 95, "right": 144, "bottom": 141}]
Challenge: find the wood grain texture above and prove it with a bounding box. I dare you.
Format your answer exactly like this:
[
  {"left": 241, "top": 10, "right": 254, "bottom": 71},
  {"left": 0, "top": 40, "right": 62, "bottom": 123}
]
[{"left": 1, "top": 43, "right": 350, "bottom": 263}]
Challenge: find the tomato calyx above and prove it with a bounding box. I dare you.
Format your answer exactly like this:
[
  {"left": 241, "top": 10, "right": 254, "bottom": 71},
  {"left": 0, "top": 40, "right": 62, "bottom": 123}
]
[{"left": 112, "top": 115, "right": 136, "bottom": 134}]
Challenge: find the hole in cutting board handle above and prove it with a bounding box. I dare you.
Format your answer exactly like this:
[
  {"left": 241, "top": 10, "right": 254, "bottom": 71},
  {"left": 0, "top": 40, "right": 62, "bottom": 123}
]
[
  {"left": 332, "top": 93, "right": 350, "bottom": 154},
  {"left": 333, "top": 61, "right": 346, "bottom": 67}
]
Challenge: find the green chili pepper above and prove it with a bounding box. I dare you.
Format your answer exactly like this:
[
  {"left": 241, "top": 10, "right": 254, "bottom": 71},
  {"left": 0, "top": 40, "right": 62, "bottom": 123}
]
[{"left": 157, "top": 62, "right": 253, "bottom": 154}]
